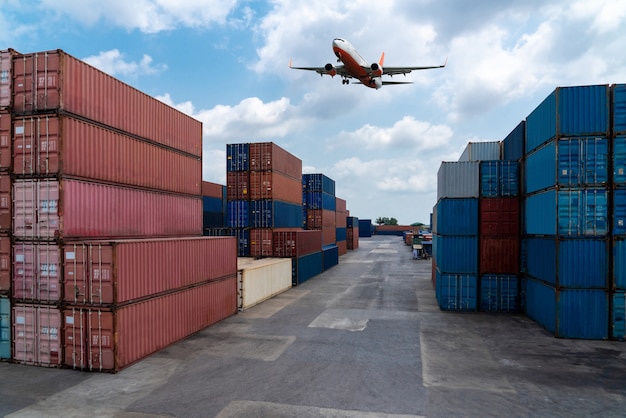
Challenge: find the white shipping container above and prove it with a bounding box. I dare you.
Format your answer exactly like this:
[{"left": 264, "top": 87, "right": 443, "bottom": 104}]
[
  {"left": 458, "top": 141, "right": 502, "bottom": 162},
  {"left": 437, "top": 161, "right": 480, "bottom": 201},
  {"left": 237, "top": 257, "right": 292, "bottom": 311}
]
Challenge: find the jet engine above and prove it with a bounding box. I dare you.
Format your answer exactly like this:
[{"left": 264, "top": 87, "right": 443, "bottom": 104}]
[
  {"left": 370, "top": 62, "right": 383, "bottom": 77},
  {"left": 324, "top": 63, "right": 337, "bottom": 77}
]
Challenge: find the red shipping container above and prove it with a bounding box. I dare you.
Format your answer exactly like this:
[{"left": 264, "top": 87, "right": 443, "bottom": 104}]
[
  {"left": 480, "top": 197, "right": 520, "bottom": 237},
  {"left": 480, "top": 237, "right": 520, "bottom": 274},
  {"left": 336, "top": 197, "right": 347, "bottom": 213},
  {"left": 227, "top": 171, "right": 249, "bottom": 200},
  {"left": 249, "top": 228, "right": 274, "bottom": 257},
  {"left": 249, "top": 142, "right": 302, "bottom": 179},
  {"left": 1, "top": 49, "right": 19, "bottom": 108},
  {"left": 0, "top": 172, "right": 10, "bottom": 232},
  {"left": 273, "top": 230, "right": 322, "bottom": 257},
  {"left": 202, "top": 181, "right": 224, "bottom": 199},
  {"left": 63, "top": 276, "right": 237, "bottom": 372},
  {"left": 12, "top": 115, "right": 201, "bottom": 195},
  {"left": 0, "top": 110, "right": 11, "bottom": 170},
  {"left": 12, "top": 50, "right": 202, "bottom": 157},
  {"left": 347, "top": 227, "right": 359, "bottom": 250},
  {"left": 63, "top": 236, "right": 237, "bottom": 306},
  {"left": 13, "top": 303, "right": 62, "bottom": 367},
  {"left": 12, "top": 242, "right": 62, "bottom": 302},
  {"left": 249, "top": 171, "right": 302, "bottom": 203},
  {"left": 337, "top": 240, "right": 347, "bottom": 256},
  {"left": 0, "top": 236, "right": 10, "bottom": 293},
  {"left": 336, "top": 210, "right": 347, "bottom": 228},
  {"left": 322, "top": 226, "right": 336, "bottom": 246},
  {"left": 13, "top": 179, "right": 202, "bottom": 239},
  {"left": 306, "top": 209, "right": 322, "bottom": 229}
]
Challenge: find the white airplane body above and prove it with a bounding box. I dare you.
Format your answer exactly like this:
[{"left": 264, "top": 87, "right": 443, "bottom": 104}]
[{"left": 290, "top": 38, "right": 446, "bottom": 89}]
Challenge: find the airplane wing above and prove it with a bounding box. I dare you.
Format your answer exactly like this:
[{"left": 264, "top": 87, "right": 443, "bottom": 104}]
[
  {"left": 289, "top": 60, "right": 353, "bottom": 78},
  {"left": 381, "top": 59, "right": 448, "bottom": 77}
]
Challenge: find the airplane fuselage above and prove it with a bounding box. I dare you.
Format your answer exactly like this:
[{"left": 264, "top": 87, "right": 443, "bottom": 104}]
[{"left": 332, "top": 38, "right": 382, "bottom": 89}]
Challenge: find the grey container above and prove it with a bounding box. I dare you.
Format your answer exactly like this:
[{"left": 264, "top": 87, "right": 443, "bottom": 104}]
[
  {"left": 458, "top": 141, "right": 502, "bottom": 162},
  {"left": 437, "top": 161, "right": 480, "bottom": 200}
]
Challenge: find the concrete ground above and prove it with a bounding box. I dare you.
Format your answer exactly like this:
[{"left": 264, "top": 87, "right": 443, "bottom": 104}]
[{"left": 1, "top": 235, "right": 625, "bottom": 418}]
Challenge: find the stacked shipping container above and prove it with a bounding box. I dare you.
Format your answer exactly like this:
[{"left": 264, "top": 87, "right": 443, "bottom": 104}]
[
  {"left": 614, "top": 84, "right": 626, "bottom": 340},
  {"left": 302, "top": 173, "right": 338, "bottom": 272},
  {"left": 347, "top": 216, "right": 359, "bottom": 250}
]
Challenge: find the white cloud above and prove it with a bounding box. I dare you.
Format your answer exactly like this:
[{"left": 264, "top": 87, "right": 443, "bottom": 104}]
[{"left": 82, "top": 49, "right": 167, "bottom": 77}]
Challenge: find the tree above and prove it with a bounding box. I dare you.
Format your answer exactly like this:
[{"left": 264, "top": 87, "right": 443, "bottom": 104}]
[{"left": 375, "top": 217, "right": 399, "bottom": 225}]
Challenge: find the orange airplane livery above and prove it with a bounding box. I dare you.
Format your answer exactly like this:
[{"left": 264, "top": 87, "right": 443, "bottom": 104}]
[{"left": 290, "top": 38, "right": 446, "bottom": 89}]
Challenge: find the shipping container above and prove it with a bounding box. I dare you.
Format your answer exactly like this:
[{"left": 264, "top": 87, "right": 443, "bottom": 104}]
[
  {"left": 237, "top": 257, "right": 292, "bottom": 311},
  {"left": 250, "top": 171, "right": 302, "bottom": 203},
  {"left": 13, "top": 242, "right": 62, "bottom": 303},
  {"left": 437, "top": 161, "right": 480, "bottom": 200},
  {"left": 249, "top": 228, "right": 274, "bottom": 257},
  {"left": 302, "top": 173, "right": 335, "bottom": 195},
  {"left": 613, "top": 136, "right": 626, "bottom": 186},
  {"left": 347, "top": 217, "right": 359, "bottom": 228},
  {"left": 335, "top": 197, "right": 347, "bottom": 213},
  {"left": 12, "top": 115, "right": 202, "bottom": 195},
  {"left": 435, "top": 198, "right": 478, "bottom": 236},
  {"left": 0, "top": 172, "right": 10, "bottom": 232},
  {"left": 612, "top": 238, "right": 626, "bottom": 289},
  {"left": 612, "top": 84, "right": 626, "bottom": 135},
  {"left": 322, "top": 244, "right": 339, "bottom": 271},
  {"left": 63, "top": 236, "right": 236, "bottom": 306},
  {"left": 480, "top": 160, "right": 519, "bottom": 197},
  {"left": 435, "top": 270, "right": 477, "bottom": 311},
  {"left": 250, "top": 199, "right": 303, "bottom": 228},
  {"left": 0, "top": 295, "right": 9, "bottom": 359},
  {"left": 525, "top": 85, "right": 610, "bottom": 154},
  {"left": 13, "top": 50, "right": 202, "bottom": 157},
  {"left": 203, "top": 195, "right": 224, "bottom": 214},
  {"left": 433, "top": 234, "right": 478, "bottom": 274},
  {"left": 303, "top": 191, "right": 336, "bottom": 211},
  {"left": 0, "top": 110, "right": 11, "bottom": 170},
  {"left": 337, "top": 240, "right": 347, "bottom": 256},
  {"left": 63, "top": 276, "right": 237, "bottom": 372},
  {"left": 292, "top": 251, "right": 323, "bottom": 286},
  {"left": 458, "top": 141, "right": 501, "bottom": 162},
  {"left": 479, "top": 275, "right": 518, "bottom": 313},
  {"left": 201, "top": 181, "right": 224, "bottom": 199},
  {"left": 336, "top": 227, "right": 347, "bottom": 242},
  {"left": 1, "top": 49, "right": 19, "bottom": 109},
  {"left": 612, "top": 291, "right": 625, "bottom": 340},
  {"left": 0, "top": 236, "right": 9, "bottom": 294},
  {"left": 502, "top": 121, "right": 525, "bottom": 161},
  {"left": 226, "top": 171, "right": 249, "bottom": 200},
  {"left": 13, "top": 303, "right": 62, "bottom": 367},
  {"left": 479, "top": 237, "right": 520, "bottom": 274},
  {"left": 273, "top": 229, "right": 321, "bottom": 258},
  {"left": 346, "top": 227, "right": 359, "bottom": 250},
  {"left": 13, "top": 179, "right": 203, "bottom": 239},
  {"left": 248, "top": 142, "right": 302, "bottom": 179},
  {"left": 526, "top": 237, "right": 608, "bottom": 288},
  {"left": 234, "top": 229, "right": 250, "bottom": 257},
  {"left": 480, "top": 197, "right": 520, "bottom": 237},
  {"left": 226, "top": 143, "right": 249, "bottom": 172},
  {"left": 203, "top": 208, "right": 226, "bottom": 230},
  {"left": 358, "top": 219, "right": 372, "bottom": 237},
  {"left": 227, "top": 200, "right": 249, "bottom": 228}
]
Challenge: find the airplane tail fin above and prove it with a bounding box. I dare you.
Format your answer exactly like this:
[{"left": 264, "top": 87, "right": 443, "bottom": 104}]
[{"left": 379, "top": 52, "right": 385, "bottom": 67}]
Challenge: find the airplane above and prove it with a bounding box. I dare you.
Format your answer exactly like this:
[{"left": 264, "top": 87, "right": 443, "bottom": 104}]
[{"left": 289, "top": 38, "right": 446, "bottom": 89}]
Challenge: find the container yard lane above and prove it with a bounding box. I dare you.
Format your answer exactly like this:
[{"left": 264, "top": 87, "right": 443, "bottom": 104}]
[{"left": 2, "top": 236, "right": 626, "bottom": 417}]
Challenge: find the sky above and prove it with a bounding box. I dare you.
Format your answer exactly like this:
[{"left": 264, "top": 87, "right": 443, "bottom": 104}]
[{"left": 2, "top": 0, "right": 626, "bottom": 225}]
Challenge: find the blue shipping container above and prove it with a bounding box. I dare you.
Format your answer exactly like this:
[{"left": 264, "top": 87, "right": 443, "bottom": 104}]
[
  {"left": 525, "top": 85, "right": 610, "bottom": 154},
  {"left": 203, "top": 211, "right": 224, "bottom": 229},
  {"left": 358, "top": 220, "right": 372, "bottom": 237},
  {"left": 433, "top": 234, "right": 478, "bottom": 274},
  {"left": 347, "top": 216, "right": 359, "bottom": 228},
  {"left": 557, "top": 137, "right": 608, "bottom": 187},
  {"left": 292, "top": 251, "right": 323, "bottom": 285},
  {"left": 250, "top": 199, "right": 303, "bottom": 228},
  {"left": 480, "top": 160, "right": 519, "bottom": 197},
  {"left": 479, "top": 275, "right": 519, "bottom": 313},
  {"left": 235, "top": 229, "right": 250, "bottom": 257},
  {"left": 303, "top": 173, "right": 335, "bottom": 195},
  {"left": 503, "top": 120, "right": 525, "bottom": 161},
  {"left": 612, "top": 291, "right": 625, "bottom": 340},
  {"left": 435, "top": 270, "right": 478, "bottom": 311},
  {"left": 612, "top": 84, "right": 626, "bottom": 134},
  {"left": 612, "top": 238, "right": 626, "bottom": 289},
  {"left": 525, "top": 278, "right": 557, "bottom": 333},
  {"left": 525, "top": 141, "right": 556, "bottom": 194},
  {"left": 557, "top": 288, "right": 608, "bottom": 339},
  {"left": 303, "top": 191, "right": 336, "bottom": 211},
  {"left": 336, "top": 227, "right": 347, "bottom": 242},
  {"left": 0, "top": 296, "right": 9, "bottom": 359},
  {"left": 227, "top": 200, "right": 249, "bottom": 228},
  {"left": 226, "top": 143, "right": 249, "bottom": 172},
  {"left": 322, "top": 244, "right": 339, "bottom": 271},
  {"left": 435, "top": 198, "right": 478, "bottom": 235},
  {"left": 203, "top": 195, "right": 223, "bottom": 213},
  {"left": 613, "top": 136, "right": 626, "bottom": 185}
]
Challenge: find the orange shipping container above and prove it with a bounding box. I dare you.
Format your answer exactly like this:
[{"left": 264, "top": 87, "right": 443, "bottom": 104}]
[
  {"left": 63, "top": 276, "right": 237, "bottom": 372},
  {"left": 202, "top": 181, "right": 224, "bottom": 199},
  {"left": 12, "top": 115, "right": 201, "bottom": 195},
  {"left": 1, "top": 49, "right": 19, "bottom": 108},
  {"left": 227, "top": 171, "right": 249, "bottom": 200},
  {"left": 249, "top": 229, "right": 274, "bottom": 258},
  {"left": 12, "top": 50, "right": 202, "bottom": 157},
  {"left": 249, "top": 142, "right": 302, "bottom": 179},
  {"left": 249, "top": 171, "right": 302, "bottom": 203}
]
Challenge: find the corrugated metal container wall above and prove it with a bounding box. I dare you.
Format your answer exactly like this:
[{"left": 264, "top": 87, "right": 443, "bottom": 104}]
[
  {"left": 613, "top": 136, "right": 626, "bottom": 185},
  {"left": 612, "top": 291, "right": 625, "bottom": 340},
  {"left": 0, "top": 111, "right": 11, "bottom": 170},
  {"left": 435, "top": 270, "right": 477, "bottom": 311},
  {"left": 435, "top": 198, "right": 478, "bottom": 236},
  {"left": 480, "top": 161, "right": 519, "bottom": 197},
  {"left": 358, "top": 219, "right": 372, "bottom": 237},
  {"left": 502, "top": 120, "right": 525, "bottom": 161},
  {"left": 557, "top": 288, "right": 608, "bottom": 339},
  {"left": 437, "top": 161, "right": 479, "bottom": 200},
  {"left": 302, "top": 173, "right": 335, "bottom": 195},
  {"left": 322, "top": 245, "right": 339, "bottom": 271},
  {"left": 273, "top": 230, "right": 321, "bottom": 257},
  {"left": 226, "top": 172, "right": 249, "bottom": 200},
  {"left": 226, "top": 143, "right": 249, "bottom": 172},
  {"left": 0, "top": 170, "right": 10, "bottom": 233},
  {"left": 237, "top": 258, "right": 292, "bottom": 311},
  {"left": 525, "top": 237, "right": 557, "bottom": 285},
  {"left": 13, "top": 50, "right": 202, "bottom": 157},
  {"left": 249, "top": 229, "right": 274, "bottom": 257},
  {"left": 235, "top": 229, "right": 250, "bottom": 257},
  {"left": 0, "top": 295, "right": 10, "bottom": 359},
  {"left": 13, "top": 303, "right": 62, "bottom": 367},
  {"left": 434, "top": 235, "right": 478, "bottom": 273},
  {"left": 250, "top": 199, "right": 303, "bottom": 228},
  {"left": 12, "top": 115, "right": 202, "bottom": 195},
  {"left": 201, "top": 181, "right": 224, "bottom": 199},
  {"left": 558, "top": 238, "right": 608, "bottom": 288},
  {"left": 249, "top": 171, "right": 302, "bottom": 203},
  {"left": 1, "top": 49, "right": 18, "bottom": 108},
  {"left": 303, "top": 191, "right": 336, "bottom": 211},
  {"left": 524, "top": 278, "right": 556, "bottom": 333},
  {"left": 458, "top": 141, "right": 501, "bottom": 162},
  {"left": 479, "top": 275, "right": 518, "bottom": 313},
  {"left": 479, "top": 237, "right": 520, "bottom": 274},
  {"left": 614, "top": 84, "right": 626, "bottom": 134},
  {"left": 337, "top": 240, "right": 347, "bottom": 256},
  {"left": 480, "top": 197, "right": 520, "bottom": 237},
  {"left": 12, "top": 242, "right": 61, "bottom": 302},
  {"left": 557, "top": 137, "right": 608, "bottom": 187},
  {"left": 63, "top": 237, "right": 236, "bottom": 306},
  {"left": 292, "top": 251, "right": 323, "bottom": 285},
  {"left": 0, "top": 236, "right": 9, "bottom": 292},
  {"left": 611, "top": 238, "right": 626, "bottom": 289},
  {"left": 524, "top": 142, "right": 556, "bottom": 194},
  {"left": 249, "top": 142, "right": 302, "bottom": 179},
  {"left": 13, "top": 179, "right": 203, "bottom": 239},
  {"left": 336, "top": 197, "right": 347, "bottom": 213},
  {"left": 613, "top": 188, "right": 626, "bottom": 235},
  {"left": 63, "top": 276, "right": 237, "bottom": 372},
  {"left": 227, "top": 200, "right": 249, "bottom": 228}
]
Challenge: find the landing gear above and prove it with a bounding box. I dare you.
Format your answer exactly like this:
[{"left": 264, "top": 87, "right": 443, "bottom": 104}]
[{"left": 342, "top": 79, "right": 349, "bottom": 85}]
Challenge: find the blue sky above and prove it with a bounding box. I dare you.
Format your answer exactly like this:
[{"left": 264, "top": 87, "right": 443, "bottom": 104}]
[{"left": 2, "top": 0, "right": 626, "bottom": 224}]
